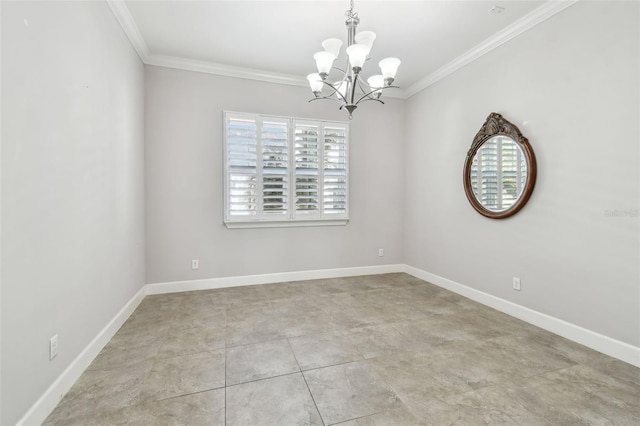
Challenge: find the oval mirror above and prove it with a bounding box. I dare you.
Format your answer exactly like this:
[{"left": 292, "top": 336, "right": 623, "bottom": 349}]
[{"left": 463, "top": 113, "right": 536, "bottom": 219}]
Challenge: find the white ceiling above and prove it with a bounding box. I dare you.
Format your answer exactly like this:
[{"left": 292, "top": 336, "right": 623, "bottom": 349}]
[{"left": 114, "top": 1, "right": 567, "bottom": 97}]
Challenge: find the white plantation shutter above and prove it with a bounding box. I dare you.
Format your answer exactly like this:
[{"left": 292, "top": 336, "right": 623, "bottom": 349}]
[
  {"left": 470, "top": 135, "right": 524, "bottom": 212},
  {"left": 499, "top": 139, "right": 525, "bottom": 209},
  {"left": 226, "top": 115, "right": 258, "bottom": 217},
  {"left": 294, "top": 121, "right": 320, "bottom": 216},
  {"left": 261, "top": 118, "right": 289, "bottom": 216},
  {"left": 224, "top": 112, "right": 348, "bottom": 227},
  {"left": 323, "top": 124, "right": 348, "bottom": 216}
]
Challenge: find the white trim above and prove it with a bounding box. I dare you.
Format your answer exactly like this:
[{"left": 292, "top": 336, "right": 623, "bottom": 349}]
[
  {"left": 106, "top": 0, "right": 579, "bottom": 100},
  {"left": 105, "top": 0, "right": 149, "bottom": 61},
  {"left": 224, "top": 112, "right": 350, "bottom": 225},
  {"left": 146, "top": 264, "right": 405, "bottom": 295},
  {"left": 143, "top": 54, "right": 407, "bottom": 99},
  {"left": 16, "top": 286, "right": 147, "bottom": 426},
  {"left": 145, "top": 54, "right": 307, "bottom": 88},
  {"left": 403, "top": 0, "right": 579, "bottom": 98},
  {"left": 225, "top": 219, "right": 349, "bottom": 229},
  {"left": 403, "top": 265, "right": 640, "bottom": 368}
]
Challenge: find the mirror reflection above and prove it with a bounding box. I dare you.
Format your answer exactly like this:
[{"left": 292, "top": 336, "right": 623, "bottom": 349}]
[
  {"left": 463, "top": 112, "right": 536, "bottom": 219},
  {"left": 470, "top": 135, "right": 527, "bottom": 212}
]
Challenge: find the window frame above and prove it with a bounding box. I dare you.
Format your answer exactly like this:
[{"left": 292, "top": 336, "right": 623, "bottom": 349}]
[{"left": 223, "top": 111, "right": 349, "bottom": 229}]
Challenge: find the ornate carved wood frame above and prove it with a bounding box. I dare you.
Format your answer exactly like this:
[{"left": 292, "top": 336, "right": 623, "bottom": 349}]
[{"left": 463, "top": 113, "right": 537, "bottom": 219}]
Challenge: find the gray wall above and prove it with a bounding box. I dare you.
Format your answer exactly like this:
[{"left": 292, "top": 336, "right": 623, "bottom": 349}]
[
  {"left": 1, "top": 2, "right": 145, "bottom": 424},
  {"left": 403, "top": 0, "right": 639, "bottom": 346},
  {"left": 144, "top": 66, "right": 405, "bottom": 284}
]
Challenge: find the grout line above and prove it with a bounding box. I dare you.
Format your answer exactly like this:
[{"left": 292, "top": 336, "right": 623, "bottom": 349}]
[
  {"left": 226, "top": 370, "right": 301, "bottom": 388},
  {"left": 297, "top": 355, "right": 327, "bottom": 426},
  {"left": 156, "top": 386, "right": 225, "bottom": 402},
  {"left": 224, "top": 338, "right": 228, "bottom": 425}
]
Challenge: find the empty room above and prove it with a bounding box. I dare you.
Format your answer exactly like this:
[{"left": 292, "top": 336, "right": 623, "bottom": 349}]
[{"left": 1, "top": 0, "right": 639, "bottom": 424}]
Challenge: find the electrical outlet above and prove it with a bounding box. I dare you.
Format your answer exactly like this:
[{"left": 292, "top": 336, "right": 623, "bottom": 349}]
[
  {"left": 378, "top": 248, "right": 384, "bottom": 257},
  {"left": 191, "top": 259, "right": 199, "bottom": 270},
  {"left": 49, "top": 334, "right": 58, "bottom": 360},
  {"left": 513, "top": 277, "right": 521, "bottom": 291}
]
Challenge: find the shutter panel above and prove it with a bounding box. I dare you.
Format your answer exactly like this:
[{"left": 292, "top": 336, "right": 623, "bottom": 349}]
[
  {"left": 478, "top": 138, "right": 499, "bottom": 210},
  {"left": 225, "top": 112, "right": 348, "bottom": 226},
  {"left": 261, "top": 118, "right": 289, "bottom": 216},
  {"left": 323, "top": 124, "right": 348, "bottom": 216},
  {"left": 500, "top": 137, "right": 520, "bottom": 209},
  {"left": 294, "top": 122, "right": 320, "bottom": 216},
  {"left": 226, "top": 115, "right": 258, "bottom": 217},
  {"left": 471, "top": 135, "right": 526, "bottom": 211}
]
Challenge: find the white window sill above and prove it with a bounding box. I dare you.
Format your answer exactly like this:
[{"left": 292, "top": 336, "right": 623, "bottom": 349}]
[{"left": 224, "top": 219, "right": 349, "bottom": 229}]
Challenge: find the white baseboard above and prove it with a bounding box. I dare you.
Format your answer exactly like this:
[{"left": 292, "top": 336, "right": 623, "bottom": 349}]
[
  {"left": 20, "top": 263, "right": 639, "bottom": 425},
  {"left": 17, "top": 286, "right": 147, "bottom": 426},
  {"left": 145, "top": 264, "right": 405, "bottom": 295},
  {"left": 403, "top": 265, "right": 640, "bottom": 368}
]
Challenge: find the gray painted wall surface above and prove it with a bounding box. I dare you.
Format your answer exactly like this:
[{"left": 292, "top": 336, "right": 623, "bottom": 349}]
[
  {"left": 144, "top": 66, "right": 405, "bottom": 284},
  {"left": 403, "top": 0, "right": 639, "bottom": 346},
  {"left": 1, "top": 2, "right": 146, "bottom": 424}
]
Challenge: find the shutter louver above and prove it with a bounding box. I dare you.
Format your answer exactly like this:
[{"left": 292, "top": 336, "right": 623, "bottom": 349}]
[{"left": 323, "top": 125, "right": 348, "bottom": 216}]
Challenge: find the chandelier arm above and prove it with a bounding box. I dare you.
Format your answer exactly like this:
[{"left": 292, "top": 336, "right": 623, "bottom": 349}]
[
  {"left": 355, "top": 97, "right": 385, "bottom": 105},
  {"left": 321, "top": 80, "right": 349, "bottom": 104},
  {"left": 355, "top": 76, "right": 371, "bottom": 98},
  {"left": 308, "top": 96, "right": 346, "bottom": 104},
  {"left": 348, "top": 74, "right": 359, "bottom": 106},
  {"left": 331, "top": 65, "right": 348, "bottom": 75},
  {"left": 354, "top": 85, "right": 399, "bottom": 105}
]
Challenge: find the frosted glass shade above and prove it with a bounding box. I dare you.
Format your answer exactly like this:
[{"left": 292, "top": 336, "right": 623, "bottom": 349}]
[
  {"left": 307, "top": 73, "right": 324, "bottom": 93},
  {"left": 379, "top": 57, "right": 401, "bottom": 79},
  {"left": 367, "top": 74, "right": 385, "bottom": 90},
  {"left": 354, "top": 31, "right": 376, "bottom": 55},
  {"left": 346, "top": 44, "right": 368, "bottom": 69},
  {"left": 314, "top": 51, "right": 336, "bottom": 74},
  {"left": 322, "top": 38, "right": 343, "bottom": 57}
]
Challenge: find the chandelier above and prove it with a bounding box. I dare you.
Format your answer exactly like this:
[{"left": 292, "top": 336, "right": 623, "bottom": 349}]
[{"left": 306, "top": 0, "right": 401, "bottom": 119}]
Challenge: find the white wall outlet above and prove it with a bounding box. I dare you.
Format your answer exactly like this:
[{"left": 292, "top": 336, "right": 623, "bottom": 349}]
[
  {"left": 191, "top": 259, "right": 199, "bottom": 270},
  {"left": 378, "top": 248, "right": 384, "bottom": 257},
  {"left": 49, "top": 334, "right": 58, "bottom": 360},
  {"left": 513, "top": 277, "right": 521, "bottom": 291}
]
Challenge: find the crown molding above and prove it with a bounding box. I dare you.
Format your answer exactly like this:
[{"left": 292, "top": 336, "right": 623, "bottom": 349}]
[
  {"left": 106, "top": 0, "right": 149, "bottom": 61},
  {"left": 107, "top": 0, "right": 578, "bottom": 100},
  {"left": 145, "top": 54, "right": 308, "bottom": 87},
  {"left": 403, "top": 0, "right": 579, "bottom": 98}
]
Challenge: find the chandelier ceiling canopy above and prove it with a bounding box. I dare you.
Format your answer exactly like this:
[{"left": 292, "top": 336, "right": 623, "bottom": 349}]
[{"left": 307, "top": 0, "right": 401, "bottom": 119}]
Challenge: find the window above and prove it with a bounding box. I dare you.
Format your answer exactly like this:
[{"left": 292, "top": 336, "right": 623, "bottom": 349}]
[{"left": 224, "top": 111, "right": 349, "bottom": 228}]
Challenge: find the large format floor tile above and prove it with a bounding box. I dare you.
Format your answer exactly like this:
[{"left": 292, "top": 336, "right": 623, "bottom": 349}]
[
  {"left": 141, "top": 349, "right": 226, "bottom": 400},
  {"left": 225, "top": 339, "right": 299, "bottom": 385},
  {"left": 44, "top": 361, "right": 153, "bottom": 424},
  {"left": 304, "top": 361, "right": 403, "bottom": 425},
  {"left": 44, "top": 273, "right": 640, "bottom": 425},
  {"left": 226, "top": 373, "right": 323, "bottom": 426},
  {"left": 289, "top": 331, "right": 363, "bottom": 371}
]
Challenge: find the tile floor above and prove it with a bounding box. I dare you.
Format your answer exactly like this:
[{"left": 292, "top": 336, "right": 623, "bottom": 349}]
[{"left": 44, "top": 273, "right": 640, "bottom": 425}]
